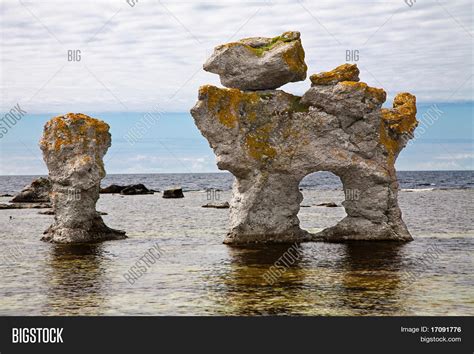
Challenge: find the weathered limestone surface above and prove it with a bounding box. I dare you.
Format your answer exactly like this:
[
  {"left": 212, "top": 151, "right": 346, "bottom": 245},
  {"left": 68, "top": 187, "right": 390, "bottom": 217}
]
[
  {"left": 40, "top": 113, "right": 126, "bottom": 243},
  {"left": 204, "top": 31, "right": 307, "bottom": 90},
  {"left": 191, "top": 34, "right": 418, "bottom": 244}
]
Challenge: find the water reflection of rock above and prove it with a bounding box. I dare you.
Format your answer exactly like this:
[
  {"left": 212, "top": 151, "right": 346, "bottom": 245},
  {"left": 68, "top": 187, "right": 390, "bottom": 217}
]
[
  {"left": 204, "top": 242, "right": 408, "bottom": 316},
  {"left": 43, "top": 244, "right": 108, "bottom": 315},
  {"left": 337, "top": 242, "right": 407, "bottom": 315},
  {"left": 205, "top": 245, "right": 308, "bottom": 315}
]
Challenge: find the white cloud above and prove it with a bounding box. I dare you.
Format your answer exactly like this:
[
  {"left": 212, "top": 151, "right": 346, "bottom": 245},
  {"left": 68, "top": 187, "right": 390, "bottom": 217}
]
[
  {"left": 108, "top": 153, "right": 216, "bottom": 173},
  {"left": 415, "top": 161, "right": 462, "bottom": 170},
  {"left": 0, "top": 0, "right": 472, "bottom": 113},
  {"left": 435, "top": 153, "right": 474, "bottom": 160}
]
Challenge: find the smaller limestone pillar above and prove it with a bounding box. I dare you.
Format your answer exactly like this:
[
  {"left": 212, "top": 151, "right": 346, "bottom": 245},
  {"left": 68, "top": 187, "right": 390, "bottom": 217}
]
[
  {"left": 40, "top": 113, "right": 126, "bottom": 243},
  {"left": 226, "top": 173, "right": 310, "bottom": 244}
]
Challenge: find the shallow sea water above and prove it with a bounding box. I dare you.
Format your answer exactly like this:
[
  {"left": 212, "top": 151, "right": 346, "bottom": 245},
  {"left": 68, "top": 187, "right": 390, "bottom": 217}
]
[{"left": 0, "top": 189, "right": 473, "bottom": 316}]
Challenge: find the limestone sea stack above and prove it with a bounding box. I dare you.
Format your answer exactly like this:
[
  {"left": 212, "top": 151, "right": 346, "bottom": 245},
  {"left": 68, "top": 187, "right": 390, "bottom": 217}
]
[
  {"left": 191, "top": 33, "right": 418, "bottom": 244},
  {"left": 204, "top": 31, "right": 307, "bottom": 90},
  {"left": 40, "top": 113, "right": 126, "bottom": 243}
]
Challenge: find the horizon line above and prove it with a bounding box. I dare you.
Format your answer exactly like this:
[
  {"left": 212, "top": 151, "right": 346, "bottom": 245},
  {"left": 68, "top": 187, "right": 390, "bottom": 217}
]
[
  {"left": 1, "top": 169, "right": 473, "bottom": 177},
  {"left": 1, "top": 100, "right": 473, "bottom": 116}
]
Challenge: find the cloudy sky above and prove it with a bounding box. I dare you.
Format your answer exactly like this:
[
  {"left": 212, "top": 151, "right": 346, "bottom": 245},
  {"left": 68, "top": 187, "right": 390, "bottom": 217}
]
[{"left": 0, "top": 0, "right": 472, "bottom": 174}]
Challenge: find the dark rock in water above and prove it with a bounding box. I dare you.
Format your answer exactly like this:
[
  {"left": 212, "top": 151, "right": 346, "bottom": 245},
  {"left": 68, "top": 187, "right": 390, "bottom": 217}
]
[
  {"left": 10, "top": 177, "right": 51, "bottom": 203},
  {"left": 0, "top": 194, "right": 13, "bottom": 197},
  {"left": 202, "top": 201, "right": 230, "bottom": 209},
  {"left": 39, "top": 210, "right": 107, "bottom": 215},
  {"left": 120, "top": 184, "right": 154, "bottom": 195},
  {"left": 38, "top": 210, "right": 54, "bottom": 215},
  {"left": 300, "top": 205, "right": 311, "bottom": 208},
  {"left": 101, "top": 184, "right": 153, "bottom": 195},
  {"left": 100, "top": 184, "right": 126, "bottom": 194},
  {"left": 0, "top": 202, "right": 51, "bottom": 209},
  {"left": 317, "top": 202, "right": 338, "bottom": 207},
  {"left": 163, "top": 187, "right": 184, "bottom": 198}
]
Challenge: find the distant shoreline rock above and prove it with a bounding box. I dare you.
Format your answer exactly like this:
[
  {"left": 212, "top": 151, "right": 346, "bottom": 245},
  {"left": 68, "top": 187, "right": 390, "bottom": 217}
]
[
  {"left": 0, "top": 202, "right": 51, "bottom": 209},
  {"left": 202, "top": 201, "right": 229, "bottom": 209},
  {"left": 10, "top": 177, "right": 51, "bottom": 203},
  {"left": 100, "top": 184, "right": 125, "bottom": 194},
  {"left": 38, "top": 210, "right": 107, "bottom": 215},
  {"left": 121, "top": 184, "right": 154, "bottom": 195},
  {"left": 316, "top": 202, "right": 338, "bottom": 207},
  {"left": 100, "top": 183, "right": 154, "bottom": 195}
]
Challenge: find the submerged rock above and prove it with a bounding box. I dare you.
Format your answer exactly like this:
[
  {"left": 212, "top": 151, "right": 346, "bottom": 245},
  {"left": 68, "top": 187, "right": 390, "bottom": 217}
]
[
  {"left": 202, "top": 201, "right": 230, "bottom": 209},
  {"left": 191, "top": 35, "right": 418, "bottom": 244},
  {"left": 38, "top": 210, "right": 54, "bottom": 215},
  {"left": 39, "top": 113, "right": 126, "bottom": 243},
  {"left": 204, "top": 31, "right": 307, "bottom": 90},
  {"left": 38, "top": 210, "right": 107, "bottom": 216},
  {"left": 100, "top": 184, "right": 125, "bottom": 194},
  {"left": 0, "top": 202, "right": 51, "bottom": 209},
  {"left": 10, "top": 177, "right": 51, "bottom": 203},
  {"left": 163, "top": 187, "right": 184, "bottom": 199},
  {"left": 317, "top": 202, "right": 338, "bottom": 207}
]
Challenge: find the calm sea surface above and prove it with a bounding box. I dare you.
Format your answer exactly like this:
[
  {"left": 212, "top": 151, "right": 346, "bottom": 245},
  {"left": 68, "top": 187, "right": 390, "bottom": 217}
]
[
  {"left": 0, "top": 171, "right": 472, "bottom": 315},
  {"left": 0, "top": 170, "right": 473, "bottom": 194}
]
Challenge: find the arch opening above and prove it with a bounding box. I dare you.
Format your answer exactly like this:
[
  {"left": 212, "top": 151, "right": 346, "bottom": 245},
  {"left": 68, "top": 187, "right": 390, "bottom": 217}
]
[{"left": 297, "top": 171, "right": 347, "bottom": 236}]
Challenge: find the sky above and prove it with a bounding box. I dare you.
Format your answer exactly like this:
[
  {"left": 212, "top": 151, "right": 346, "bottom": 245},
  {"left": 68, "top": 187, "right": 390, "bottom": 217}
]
[{"left": 0, "top": 0, "right": 472, "bottom": 174}]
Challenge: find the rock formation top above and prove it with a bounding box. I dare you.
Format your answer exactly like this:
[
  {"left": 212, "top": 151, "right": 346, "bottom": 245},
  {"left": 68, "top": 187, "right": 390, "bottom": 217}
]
[
  {"left": 204, "top": 31, "right": 307, "bottom": 90},
  {"left": 192, "top": 32, "right": 418, "bottom": 244},
  {"left": 40, "top": 113, "right": 110, "bottom": 189},
  {"left": 310, "top": 63, "right": 360, "bottom": 85}
]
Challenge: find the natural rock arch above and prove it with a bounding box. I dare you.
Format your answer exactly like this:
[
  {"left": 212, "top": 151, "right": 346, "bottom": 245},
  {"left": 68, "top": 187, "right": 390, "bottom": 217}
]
[{"left": 191, "top": 31, "right": 417, "bottom": 244}]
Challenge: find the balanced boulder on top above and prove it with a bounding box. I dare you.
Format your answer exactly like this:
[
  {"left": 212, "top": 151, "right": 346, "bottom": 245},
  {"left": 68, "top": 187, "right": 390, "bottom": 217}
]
[{"left": 204, "top": 31, "right": 307, "bottom": 91}]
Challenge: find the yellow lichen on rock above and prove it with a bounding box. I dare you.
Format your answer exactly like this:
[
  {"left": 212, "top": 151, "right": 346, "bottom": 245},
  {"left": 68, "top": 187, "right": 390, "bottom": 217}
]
[
  {"left": 339, "top": 81, "right": 387, "bottom": 103},
  {"left": 282, "top": 40, "right": 307, "bottom": 75},
  {"left": 310, "top": 64, "right": 360, "bottom": 85},
  {"left": 198, "top": 85, "right": 278, "bottom": 161},
  {"left": 41, "top": 113, "right": 110, "bottom": 152},
  {"left": 218, "top": 32, "right": 307, "bottom": 76},
  {"left": 379, "top": 93, "right": 418, "bottom": 166},
  {"left": 199, "top": 85, "right": 260, "bottom": 128},
  {"left": 242, "top": 31, "right": 301, "bottom": 57},
  {"left": 379, "top": 122, "right": 399, "bottom": 167},
  {"left": 381, "top": 93, "right": 418, "bottom": 134},
  {"left": 245, "top": 123, "right": 277, "bottom": 161}
]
